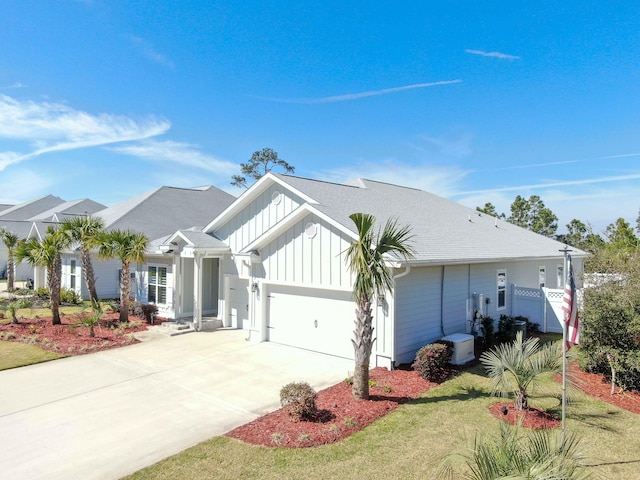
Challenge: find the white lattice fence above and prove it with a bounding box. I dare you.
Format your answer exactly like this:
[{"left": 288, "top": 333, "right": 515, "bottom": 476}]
[{"left": 512, "top": 285, "right": 544, "bottom": 328}]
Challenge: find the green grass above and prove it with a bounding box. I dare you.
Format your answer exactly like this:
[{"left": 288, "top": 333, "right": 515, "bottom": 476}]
[
  {"left": 0, "top": 301, "right": 112, "bottom": 323},
  {"left": 0, "top": 340, "right": 63, "bottom": 370},
  {"left": 125, "top": 360, "right": 640, "bottom": 480}
]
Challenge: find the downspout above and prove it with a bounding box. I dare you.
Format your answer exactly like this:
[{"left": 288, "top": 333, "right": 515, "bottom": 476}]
[
  {"left": 440, "top": 265, "right": 445, "bottom": 337},
  {"left": 389, "top": 265, "right": 411, "bottom": 369}
]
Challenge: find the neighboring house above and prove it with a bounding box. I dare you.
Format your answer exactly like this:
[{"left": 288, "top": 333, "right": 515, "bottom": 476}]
[
  {"left": 45, "top": 186, "right": 236, "bottom": 306},
  {"left": 147, "top": 173, "right": 586, "bottom": 368},
  {"left": 0, "top": 196, "right": 105, "bottom": 281}
]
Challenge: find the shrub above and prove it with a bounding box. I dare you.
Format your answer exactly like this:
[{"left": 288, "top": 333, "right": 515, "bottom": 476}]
[
  {"left": 130, "top": 302, "right": 158, "bottom": 324},
  {"left": 34, "top": 287, "right": 49, "bottom": 299},
  {"left": 412, "top": 340, "right": 454, "bottom": 382},
  {"left": 480, "top": 315, "right": 495, "bottom": 349},
  {"left": 59, "top": 288, "right": 81, "bottom": 305},
  {"left": 497, "top": 315, "right": 515, "bottom": 343},
  {"left": 279, "top": 382, "right": 318, "bottom": 420}
]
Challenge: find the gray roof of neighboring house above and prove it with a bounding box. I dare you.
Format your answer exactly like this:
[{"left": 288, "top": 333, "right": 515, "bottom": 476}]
[
  {"left": 28, "top": 199, "right": 107, "bottom": 221},
  {"left": 97, "top": 185, "right": 235, "bottom": 241},
  {"left": 0, "top": 220, "right": 37, "bottom": 239},
  {"left": 0, "top": 195, "right": 66, "bottom": 221},
  {"left": 271, "top": 174, "right": 585, "bottom": 265},
  {"left": 0, "top": 204, "right": 14, "bottom": 213}
]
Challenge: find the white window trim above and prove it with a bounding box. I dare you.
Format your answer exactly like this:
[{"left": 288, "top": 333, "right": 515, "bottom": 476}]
[
  {"left": 497, "top": 269, "right": 507, "bottom": 310},
  {"left": 538, "top": 265, "right": 546, "bottom": 289},
  {"left": 556, "top": 264, "right": 564, "bottom": 289},
  {"left": 148, "top": 265, "right": 169, "bottom": 306}
]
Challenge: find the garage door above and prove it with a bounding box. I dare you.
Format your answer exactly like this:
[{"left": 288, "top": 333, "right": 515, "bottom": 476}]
[{"left": 267, "top": 286, "right": 355, "bottom": 359}]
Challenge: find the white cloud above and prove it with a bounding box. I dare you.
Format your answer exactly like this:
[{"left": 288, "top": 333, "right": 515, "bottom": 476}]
[
  {"left": 129, "top": 35, "right": 175, "bottom": 69},
  {"left": 457, "top": 173, "right": 640, "bottom": 196},
  {"left": 318, "top": 160, "right": 471, "bottom": 198},
  {"left": 107, "top": 139, "right": 237, "bottom": 175},
  {"left": 2, "top": 82, "right": 26, "bottom": 89},
  {"left": 258, "top": 80, "right": 462, "bottom": 104},
  {"left": 415, "top": 132, "right": 474, "bottom": 158},
  {"left": 0, "top": 94, "right": 170, "bottom": 170},
  {"left": 465, "top": 49, "right": 520, "bottom": 60}
]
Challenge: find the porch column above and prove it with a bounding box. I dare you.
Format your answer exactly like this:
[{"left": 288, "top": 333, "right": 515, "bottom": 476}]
[{"left": 193, "top": 252, "right": 203, "bottom": 330}]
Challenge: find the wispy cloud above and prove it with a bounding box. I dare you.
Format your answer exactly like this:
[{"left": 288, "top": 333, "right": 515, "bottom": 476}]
[
  {"left": 413, "top": 132, "right": 474, "bottom": 158},
  {"left": 129, "top": 35, "right": 175, "bottom": 69},
  {"left": 258, "top": 80, "right": 462, "bottom": 104},
  {"left": 0, "top": 94, "right": 170, "bottom": 170},
  {"left": 319, "top": 160, "right": 471, "bottom": 198},
  {"left": 465, "top": 49, "right": 520, "bottom": 60},
  {"left": 457, "top": 173, "right": 640, "bottom": 196},
  {"left": 108, "top": 139, "right": 237, "bottom": 174},
  {"left": 2, "top": 82, "right": 26, "bottom": 89},
  {"left": 0, "top": 168, "right": 55, "bottom": 204}
]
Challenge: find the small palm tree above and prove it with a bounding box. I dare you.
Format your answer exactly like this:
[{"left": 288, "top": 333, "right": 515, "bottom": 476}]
[
  {"left": 61, "top": 216, "right": 105, "bottom": 304},
  {"left": 98, "top": 230, "right": 148, "bottom": 323},
  {"left": 450, "top": 422, "right": 591, "bottom": 480},
  {"left": 345, "top": 213, "right": 414, "bottom": 400},
  {"left": 481, "top": 332, "right": 562, "bottom": 410},
  {"left": 15, "top": 227, "right": 70, "bottom": 325},
  {"left": 0, "top": 228, "right": 20, "bottom": 292}
]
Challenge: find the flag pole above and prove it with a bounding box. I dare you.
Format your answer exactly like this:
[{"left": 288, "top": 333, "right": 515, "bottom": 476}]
[{"left": 560, "top": 246, "right": 572, "bottom": 443}]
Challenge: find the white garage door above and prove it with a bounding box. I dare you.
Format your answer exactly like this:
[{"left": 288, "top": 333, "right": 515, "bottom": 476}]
[{"left": 267, "top": 286, "right": 355, "bottom": 359}]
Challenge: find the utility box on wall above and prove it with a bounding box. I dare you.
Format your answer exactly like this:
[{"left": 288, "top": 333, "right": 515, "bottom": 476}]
[{"left": 441, "top": 333, "right": 475, "bottom": 365}]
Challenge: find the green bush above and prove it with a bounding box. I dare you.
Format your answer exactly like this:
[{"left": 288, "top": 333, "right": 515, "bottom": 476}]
[
  {"left": 412, "top": 340, "right": 453, "bottom": 382},
  {"left": 480, "top": 315, "right": 495, "bottom": 349},
  {"left": 279, "top": 382, "right": 318, "bottom": 421},
  {"left": 579, "top": 286, "right": 640, "bottom": 392},
  {"left": 497, "top": 315, "right": 515, "bottom": 343},
  {"left": 59, "top": 288, "right": 81, "bottom": 305},
  {"left": 34, "top": 287, "right": 49, "bottom": 299},
  {"left": 130, "top": 301, "right": 158, "bottom": 324}
]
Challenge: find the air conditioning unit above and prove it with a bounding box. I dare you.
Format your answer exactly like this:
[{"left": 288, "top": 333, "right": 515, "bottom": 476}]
[{"left": 441, "top": 333, "right": 475, "bottom": 365}]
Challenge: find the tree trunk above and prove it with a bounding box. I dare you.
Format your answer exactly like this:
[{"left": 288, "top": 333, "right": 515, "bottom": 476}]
[
  {"left": 119, "top": 261, "right": 130, "bottom": 323},
  {"left": 515, "top": 389, "right": 528, "bottom": 410},
  {"left": 49, "top": 258, "right": 62, "bottom": 326},
  {"left": 7, "top": 256, "right": 14, "bottom": 292},
  {"left": 352, "top": 300, "right": 374, "bottom": 400},
  {"left": 81, "top": 247, "right": 99, "bottom": 305}
]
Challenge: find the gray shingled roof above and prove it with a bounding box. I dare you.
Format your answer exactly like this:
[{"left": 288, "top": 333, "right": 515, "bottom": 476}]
[
  {"left": 273, "top": 174, "right": 584, "bottom": 265},
  {"left": 0, "top": 220, "right": 36, "bottom": 239},
  {"left": 0, "top": 204, "right": 14, "bottom": 213},
  {"left": 0, "top": 195, "right": 66, "bottom": 221},
  {"left": 97, "top": 186, "right": 235, "bottom": 240},
  {"left": 28, "top": 199, "right": 107, "bottom": 221}
]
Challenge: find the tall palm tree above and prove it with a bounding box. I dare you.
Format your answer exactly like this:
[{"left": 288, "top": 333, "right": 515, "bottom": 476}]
[
  {"left": 345, "top": 213, "right": 414, "bottom": 400},
  {"left": 98, "top": 230, "right": 148, "bottom": 323},
  {"left": 0, "top": 228, "right": 19, "bottom": 292},
  {"left": 15, "top": 227, "right": 70, "bottom": 325},
  {"left": 60, "top": 216, "right": 105, "bottom": 305},
  {"left": 481, "top": 332, "right": 562, "bottom": 410}
]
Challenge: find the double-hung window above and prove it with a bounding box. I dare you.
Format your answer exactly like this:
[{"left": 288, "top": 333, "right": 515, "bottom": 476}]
[
  {"left": 148, "top": 266, "right": 167, "bottom": 305},
  {"left": 539, "top": 266, "right": 546, "bottom": 288},
  {"left": 70, "top": 259, "right": 77, "bottom": 290},
  {"left": 497, "top": 270, "right": 507, "bottom": 310}
]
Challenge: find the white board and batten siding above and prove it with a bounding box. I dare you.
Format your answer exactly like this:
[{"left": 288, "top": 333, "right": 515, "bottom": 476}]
[{"left": 215, "top": 183, "right": 304, "bottom": 252}]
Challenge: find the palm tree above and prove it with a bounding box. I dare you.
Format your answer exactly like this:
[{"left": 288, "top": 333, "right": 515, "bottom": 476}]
[
  {"left": 449, "top": 422, "right": 591, "bottom": 480},
  {"left": 345, "top": 213, "right": 414, "bottom": 400},
  {"left": 60, "top": 216, "right": 105, "bottom": 305},
  {"left": 481, "top": 332, "right": 562, "bottom": 410},
  {"left": 15, "top": 227, "right": 70, "bottom": 325},
  {"left": 0, "top": 228, "right": 19, "bottom": 292},
  {"left": 98, "top": 230, "right": 148, "bottom": 323}
]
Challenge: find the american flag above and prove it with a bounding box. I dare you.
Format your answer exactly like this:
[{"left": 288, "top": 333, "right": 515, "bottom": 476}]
[{"left": 562, "top": 254, "right": 579, "bottom": 349}]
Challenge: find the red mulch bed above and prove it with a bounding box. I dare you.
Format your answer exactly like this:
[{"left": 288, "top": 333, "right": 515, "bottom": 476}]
[
  {"left": 489, "top": 402, "right": 560, "bottom": 429},
  {"left": 0, "top": 312, "right": 150, "bottom": 355},
  {"left": 226, "top": 367, "right": 438, "bottom": 448},
  {"left": 556, "top": 362, "right": 640, "bottom": 415}
]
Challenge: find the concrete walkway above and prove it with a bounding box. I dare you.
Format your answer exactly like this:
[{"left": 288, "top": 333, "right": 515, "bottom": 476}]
[{"left": 0, "top": 329, "right": 353, "bottom": 480}]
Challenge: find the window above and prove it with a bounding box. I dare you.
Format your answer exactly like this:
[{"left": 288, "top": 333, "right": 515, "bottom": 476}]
[
  {"left": 497, "top": 270, "right": 507, "bottom": 310},
  {"left": 556, "top": 265, "right": 564, "bottom": 288},
  {"left": 538, "top": 266, "right": 546, "bottom": 288},
  {"left": 148, "top": 266, "right": 167, "bottom": 305},
  {"left": 70, "top": 260, "right": 77, "bottom": 290}
]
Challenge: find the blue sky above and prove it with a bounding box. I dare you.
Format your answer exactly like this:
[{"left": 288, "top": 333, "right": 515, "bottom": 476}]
[{"left": 1, "top": 1, "right": 639, "bottom": 234}]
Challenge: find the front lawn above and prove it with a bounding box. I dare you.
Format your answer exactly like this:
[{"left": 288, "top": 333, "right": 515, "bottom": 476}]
[
  {"left": 0, "top": 340, "right": 63, "bottom": 370},
  {"left": 126, "top": 364, "right": 640, "bottom": 479}
]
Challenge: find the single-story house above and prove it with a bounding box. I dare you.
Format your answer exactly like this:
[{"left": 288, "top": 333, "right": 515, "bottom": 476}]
[
  {"left": 142, "top": 173, "right": 586, "bottom": 368},
  {"left": 45, "top": 185, "right": 236, "bottom": 309},
  {"left": 0, "top": 196, "right": 106, "bottom": 281}
]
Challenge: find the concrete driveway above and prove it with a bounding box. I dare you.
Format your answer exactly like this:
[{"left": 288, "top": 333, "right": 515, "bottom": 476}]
[{"left": 0, "top": 329, "right": 353, "bottom": 480}]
